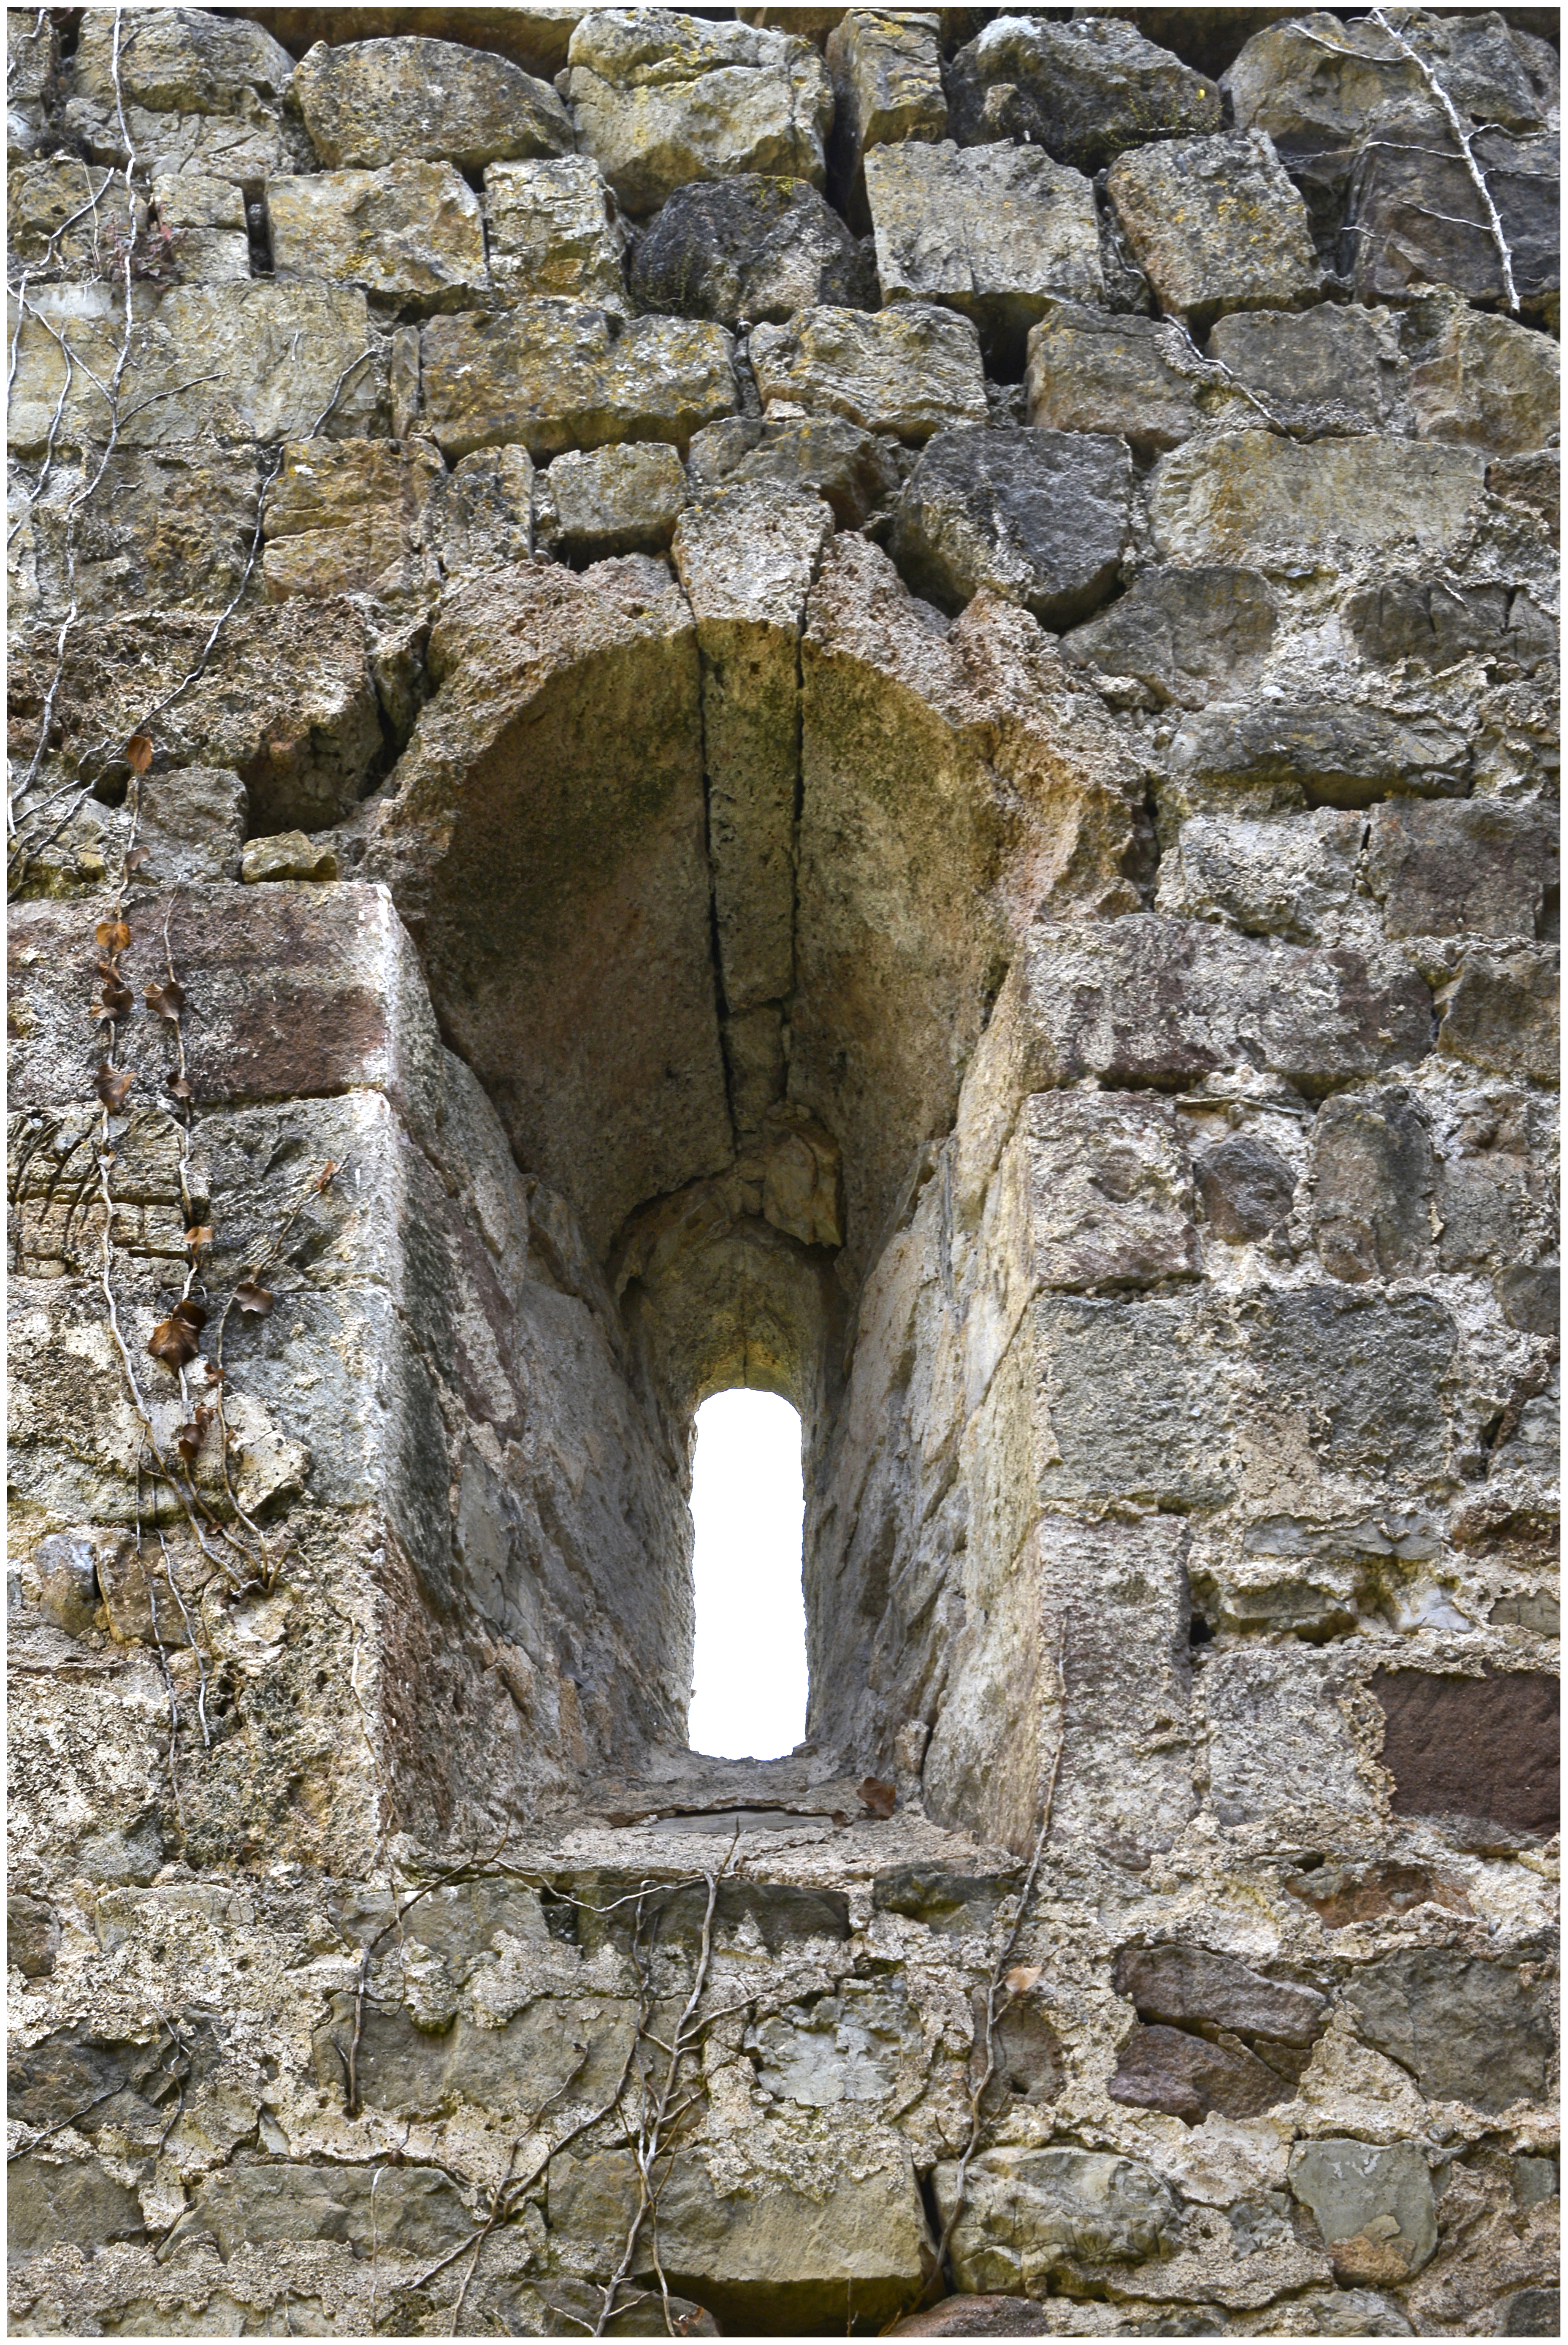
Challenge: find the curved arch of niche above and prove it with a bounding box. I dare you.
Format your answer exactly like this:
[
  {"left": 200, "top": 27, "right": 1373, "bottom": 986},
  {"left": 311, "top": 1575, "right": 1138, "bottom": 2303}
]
[{"left": 364, "top": 489, "right": 1143, "bottom": 1846}]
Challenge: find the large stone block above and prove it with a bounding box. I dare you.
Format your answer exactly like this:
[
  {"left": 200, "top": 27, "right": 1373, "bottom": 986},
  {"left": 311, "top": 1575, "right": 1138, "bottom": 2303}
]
[
  {"left": 1345, "top": 579, "right": 1556, "bottom": 675},
  {"left": 1207, "top": 301, "right": 1405, "bottom": 436},
  {"left": 867, "top": 139, "right": 1103, "bottom": 370},
  {"left": 66, "top": 5, "right": 306, "bottom": 182},
  {"left": 1107, "top": 130, "right": 1322, "bottom": 330},
  {"left": 1438, "top": 948, "right": 1559, "bottom": 1086},
  {"left": 1349, "top": 116, "right": 1558, "bottom": 317},
  {"left": 1342, "top": 1945, "right": 1557, "bottom": 2111},
  {"left": 1024, "top": 302, "right": 1205, "bottom": 455},
  {"left": 1168, "top": 699, "right": 1470, "bottom": 810},
  {"left": 750, "top": 303, "right": 988, "bottom": 442},
  {"left": 1406, "top": 302, "right": 1561, "bottom": 458},
  {"left": 536, "top": 439, "right": 688, "bottom": 559},
  {"left": 890, "top": 426, "right": 1133, "bottom": 627},
  {"left": 187, "top": 2161, "right": 472, "bottom": 2259},
  {"left": 931, "top": 2148, "right": 1181, "bottom": 2295},
  {"left": 1365, "top": 800, "right": 1557, "bottom": 943},
  {"left": 266, "top": 160, "right": 488, "bottom": 311},
  {"left": 825, "top": 8, "right": 946, "bottom": 223},
  {"left": 564, "top": 9, "right": 833, "bottom": 216},
  {"left": 1373, "top": 1667, "right": 1559, "bottom": 1841},
  {"left": 293, "top": 33, "right": 572, "bottom": 169},
  {"left": 1243, "top": 1285, "right": 1457, "bottom": 1484},
  {"left": 18, "top": 442, "right": 267, "bottom": 621},
  {"left": 484, "top": 155, "right": 628, "bottom": 311},
  {"left": 6, "top": 158, "right": 141, "bottom": 271},
  {"left": 1021, "top": 1092, "right": 1197, "bottom": 1293},
  {"left": 1147, "top": 432, "right": 1487, "bottom": 569},
  {"left": 1154, "top": 809, "right": 1361, "bottom": 943},
  {"left": 629, "top": 173, "right": 875, "bottom": 327},
  {"left": 150, "top": 171, "right": 252, "bottom": 282},
  {"left": 420, "top": 299, "right": 736, "bottom": 461},
  {"left": 261, "top": 435, "right": 447, "bottom": 602},
  {"left": 1311, "top": 1088, "right": 1435, "bottom": 1283},
  {"left": 688, "top": 412, "right": 899, "bottom": 529},
  {"left": 947, "top": 14, "right": 1221, "bottom": 173},
  {"left": 1062, "top": 564, "right": 1278, "bottom": 710}
]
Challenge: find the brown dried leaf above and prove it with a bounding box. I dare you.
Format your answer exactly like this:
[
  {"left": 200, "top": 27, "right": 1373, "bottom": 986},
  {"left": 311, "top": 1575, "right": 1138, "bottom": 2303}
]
[
  {"left": 234, "top": 1280, "right": 274, "bottom": 1316},
  {"left": 144, "top": 977, "right": 186, "bottom": 1019},
  {"left": 96, "top": 976, "right": 133, "bottom": 1018},
  {"left": 95, "top": 919, "right": 131, "bottom": 955},
  {"left": 168, "top": 1075, "right": 195, "bottom": 1103},
  {"left": 185, "top": 1224, "right": 214, "bottom": 1252},
  {"left": 148, "top": 1316, "right": 200, "bottom": 1371},
  {"left": 175, "top": 1406, "right": 213, "bottom": 1467},
  {"left": 171, "top": 1297, "right": 208, "bottom": 1334},
  {"left": 1004, "top": 1965, "right": 1043, "bottom": 1998},
  {"left": 858, "top": 1776, "right": 897, "bottom": 1819},
  {"left": 126, "top": 735, "right": 154, "bottom": 775},
  {"left": 95, "top": 1066, "right": 134, "bottom": 1111},
  {"left": 124, "top": 845, "right": 150, "bottom": 873},
  {"left": 316, "top": 1159, "right": 339, "bottom": 1192}
]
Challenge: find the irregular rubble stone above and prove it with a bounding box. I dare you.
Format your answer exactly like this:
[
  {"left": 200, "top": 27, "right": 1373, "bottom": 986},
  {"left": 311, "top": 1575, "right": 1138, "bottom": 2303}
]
[
  {"left": 947, "top": 14, "right": 1222, "bottom": 174},
  {"left": 6, "top": 159, "right": 141, "bottom": 273},
  {"left": 1348, "top": 113, "right": 1559, "bottom": 317},
  {"left": 1170, "top": 698, "right": 1469, "bottom": 809},
  {"left": 1107, "top": 130, "right": 1322, "bottom": 331},
  {"left": 137, "top": 767, "right": 249, "bottom": 885},
  {"left": 1063, "top": 564, "right": 1278, "bottom": 709},
  {"left": 932, "top": 2148, "right": 1182, "bottom": 2294},
  {"left": 1373, "top": 1670, "right": 1560, "bottom": 1844},
  {"left": 1290, "top": 2141, "right": 1438, "bottom": 2285},
  {"left": 420, "top": 300, "right": 736, "bottom": 460},
  {"left": 1023, "top": 1092, "right": 1197, "bottom": 1292},
  {"left": 429, "top": 444, "right": 538, "bottom": 577},
  {"left": 1406, "top": 301, "right": 1562, "bottom": 458},
  {"left": 1285, "top": 1858, "right": 1472, "bottom": 1929},
  {"left": 536, "top": 440, "right": 688, "bottom": 558},
  {"left": 1438, "top": 949, "right": 1560, "bottom": 1086},
  {"left": 1024, "top": 301, "right": 1205, "bottom": 455},
  {"left": 1207, "top": 301, "right": 1405, "bottom": 435},
  {"left": 1156, "top": 808, "right": 1361, "bottom": 942},
  {"left": 1488, "top": 445, "right": 1560, "bottom": 545},
  {"left": 1493, "top": 1266, "right": 1560, "bottom": 1339},
  {"left": 867, "top": 139, "right": 1103, "bottom": 370},
  {"left": 1194, "top": 1133, "right": 1298, "bottom": 1240},
  {"left": 74, "top": 5, "right": 297, "bottom": 114},
  {"left": 890, "top": 426, "right": 1133, "bottom": 626},
  {"left": 1346, "top": 579, "right": 1556, "bottom": 674},
  {"left": 563, "top": 9, "right": 834, "bottom": 217},
  {"left": 1147, "top": 432, "right": 1488, "bottom": 568},
  {"left": 889, "top": 2295, "right": 1057, "bottom": 2337},
  {"left": 1115, "top": 1942, "right": 1328, "bottom": 2043},
  {"left": 241, "top": 829, "right": 341, "bottom": 883},
  {"left": 1109, "top": 2022, "right": 1299, "bottom": 2123},
  {"left": 687, "top": 412, "right": 900, "bottom": 528},
  {"left": 189, "top": 2161, "right": 472, "bottom": 2258},
  {"left": 750, "top": 302, "right": 988, "bottom": 441},
  {"left": 825, "top": 8, "right": 946, "bottom": 224},
  {"left": 629, "top": 173, "right": 876, "bottom": 327},
  {"left": 21, "top": 443, "right": 267, "bottom": 619},
  {"left": 8, "top": 2154, "right": 148, "bottom": 2258},
  {"left": 1311, "top": 1088, "right": 1435, "bottom": 1282},
  {"left": 151, "top": 171, "right": 251, "bottom": 281},
  {"left": 262, "top": 435, "right": 446, "bottom": 601},
  {"left": 1245, "top": 1285, "right": 1457, "bottom": 1483},
  {"left": 484, "top": 156, "right": 628, "bottom": 312},
  {"left": 293, "top": 34, "right": 572, "bottom": 170},
  {"left": 1032, "top": 1296, "right": 1235, "bottom": 1511},
  {"left": 7, "top": 10, "right": 59, "bottom": 163},
  {"left": 6, "top": 1891, "right": 60, "bottom": 1976},
  {"left": 266, "top": 160, "right": 488, "bottom": 312},
  {"left": 1366, "top": 800, "right": 1557, "bottom": 943},
  {"left": 1348, "top": 1946, "right": 1559, "bottom": 2126}
]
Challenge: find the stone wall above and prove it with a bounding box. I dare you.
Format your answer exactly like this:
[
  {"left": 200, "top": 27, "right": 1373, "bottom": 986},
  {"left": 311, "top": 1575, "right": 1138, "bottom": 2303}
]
[{"left": 6, "top": 5, "right": 1560, "bottom": 2336}]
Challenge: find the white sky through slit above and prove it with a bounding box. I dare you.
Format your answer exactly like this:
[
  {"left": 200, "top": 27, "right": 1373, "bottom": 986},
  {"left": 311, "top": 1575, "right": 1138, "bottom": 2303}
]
[{"left": 687, "top": 1388, "right": 809, "bottom": 1761}]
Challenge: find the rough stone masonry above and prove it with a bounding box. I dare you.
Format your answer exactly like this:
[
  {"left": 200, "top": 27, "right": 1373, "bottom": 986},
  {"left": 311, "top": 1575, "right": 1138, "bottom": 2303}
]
[{"left": 5, "top": 4, "right": 1560, "bottom": 2336}]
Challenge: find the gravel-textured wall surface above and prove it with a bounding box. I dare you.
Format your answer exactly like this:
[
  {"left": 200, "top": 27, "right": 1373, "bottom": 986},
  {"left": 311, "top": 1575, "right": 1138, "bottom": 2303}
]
[{"left": 7, "top": 6, "right": 1560, "bottom": 2336}]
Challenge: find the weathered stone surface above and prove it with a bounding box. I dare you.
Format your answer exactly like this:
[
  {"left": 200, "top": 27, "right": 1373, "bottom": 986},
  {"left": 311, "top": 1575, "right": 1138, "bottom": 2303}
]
[
  {"left": 261, "top": 435, "right": 446, "bottom": 601},
  {"left": 826, "top": 8, "right": 946, "bottom": 223},
  {"left": 1406, "top": 302, "right": 1561, "bottom": 458},
  {"left": 151, "top": 170, "right": 252, "bottom": 281},
  {"left": 6, "top": 158, "right": 141, "bottom": 272},
  {"left": 751, "top": 302, "right": 988, "bottom": 441},
  {"left": 241, "top": 829, "right": 340, "bottom": 883},
  {"left": 1116, "top": 1942, "right": 1328, "bottom": 2044},
  {"left": 673, "top": 483, "right": 833, "bottom": 1014},
  {"left": 1245, "top": 1286, "right": 1457, "bottom": 1483},
  {"left": 136, "top": 766, "right": 249, "bottom": 885},
  {"left": 1366, "top": 800, "right": 1557, "bottom": 943},
  {"left": 1032, "top": 1296, "right": 1234, "bottom": 1511},
  {"left": 1156, "top": 809, "right": 1361, "bottom": 942},
  {"left": 8, "top": 281, "right": 387, "bottom": 454},
  {"left": 1373, "top": 1669, "right": 1559, "bottom": 1841},
  {"left": 1349, "top": 114, "right": 1559, "bottom": 317},
  {"left": 994, "top": 916, "right": 1432, "bottom": 1097},
  {"left": 1195, "top": 1133, "right": 1298, "bottom": 1240},
  {"left": 6, "top": 1892, "right": 60, "bottom": 1977},
  {"left": 1502, "top": 2289, "right": 1562, "bottom": 2337},
  {"left": 889, "top": 2299, "right": 1056, "bottom": 2338},
  {"left": 1346, "top": 579, "right": 1556, "bottom": 674},
  {"left": 420, "top": 299, "right": 736, "bottom": 460},
  {"left": 1148, "top": 430, "right": 1487, "bottom": 569},
  {"left": 746, "top": 1978, "right": 921, "bottom": 2105},
  {"left": 1285, "top": 1858, "right": 1472, "bottom": 1930},
  {"left": 1022, "top": 1092, "right": 1197, "bottom": 1292},
  {"left": 932, "top": 2148, "right": 1181, "bottom": 2294},
  {"left": 564, "top": 9, "right": 834, "bottom": 217},
  {"left": 891, "top": 426, "right": 1132, "bottom": 626},
  {"left": 485, "top": 155, "right": 628, "bottom": 312},
  {"left": 65, "top": 5, "right": 306, "bottom": 182},
  {"left": 19, "top": 442, "right": 267, "bottom": 620},
  {"left": 7, "top": 9, "right": 59, "bottom": 163},
  {"left": 947, "top": 14, "right": 1221, "bottom": 173},
  {"left": 188, "top": 2161, "right": 471, "bottom": 2258},
  {"left": 1024, "top": 301, "right": 1205, "bottom": 455},
  {"left": 1492, "top": 1265, "right": 1560, "bottom": 1337},
  {"left": 1208, "top": 301, "right": 1405, "bottom": 435},
  {"left": 1170, "top": 699, "right": 1468, "bottom": 811},
  {"left": 867, "top": 139, "right": 1103, "bottom": 370},
  {"left": 294, "top": 34, "right": 572, "bottom": 170},
  {"left": 1108, "top": 130, "right": 1322, "bottom": 330},
  {"left": 687, "top": 412, "right": 899, "bottom": 528},
  {"left": 430, "top": 444, "right": 539, "bottom": 579},
  {"left": 537, "top": 439, "right": 688, "bottom": 558},
  {"left": 1109, "top": 2022, "right": 1297, "bottom": 2124},
  {"left": 629, "top": 173, "right": 875, "bottom": 327},
  {"left": 1290, "top": 2141, "right": 1438, "bottom": 2285},
  {"left": 1311, "top": 1088, "right": 1434, "bottom": 1283},
  {"left": 267, "top": 160, "right": 487, "bottom": 312},
  {"left": 8, "top": 2153, "right": 148, "bottom": 2259},
  {"left": 1064, "top": 564, "right": 1278, "bottom": 710},
  {"left": 1346, "top": 1943, "right": 1557, "bottom": 2111},
  {"left": 1438, "top": 949, "right": 1560, "bottom": 1086}
]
